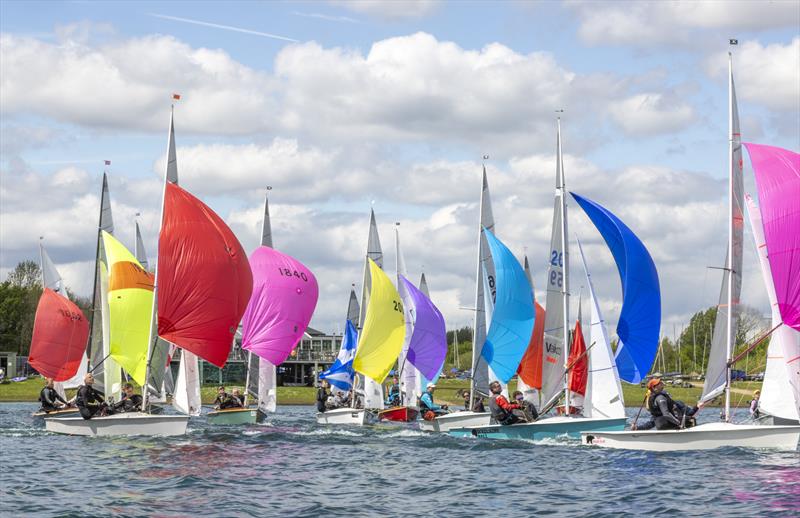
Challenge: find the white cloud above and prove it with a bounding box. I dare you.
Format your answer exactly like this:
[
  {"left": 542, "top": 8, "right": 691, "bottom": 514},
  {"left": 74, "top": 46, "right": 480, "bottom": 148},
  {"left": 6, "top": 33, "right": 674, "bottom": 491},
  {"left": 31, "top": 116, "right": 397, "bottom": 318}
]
[
  {"left": 707, "top": 37, "right": 800, "bottom": 112},
  {"left": 569, "top": 0, "right": 800, "bottom": 47},
  {"left": 610, "top": 93, "right": 696, "bottom": 136},
  {"left": 0, "top": 30, "right": 280, "bottom": 134},
  {"left": 330, "top": 0, "right": 441, "bottom": 20}
]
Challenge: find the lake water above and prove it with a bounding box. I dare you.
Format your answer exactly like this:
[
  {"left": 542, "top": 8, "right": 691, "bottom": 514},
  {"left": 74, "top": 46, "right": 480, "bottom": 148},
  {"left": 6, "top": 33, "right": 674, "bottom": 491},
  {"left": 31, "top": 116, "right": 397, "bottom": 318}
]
[{"left": 2, "top": 403, "right": 798, "bottom": 517}]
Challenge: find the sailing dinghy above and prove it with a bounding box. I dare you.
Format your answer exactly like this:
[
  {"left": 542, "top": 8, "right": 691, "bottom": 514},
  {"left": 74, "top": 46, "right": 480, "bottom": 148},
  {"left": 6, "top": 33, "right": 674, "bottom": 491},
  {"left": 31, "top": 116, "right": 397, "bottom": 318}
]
[
  {"left": 581, "top": 56, "right": 800, "bottom": 451},
  {"left": 29, "top": 242, "right": 89, "bottom": 418},
  {"left": 211, "top": 190, "right": 319, "bottom": 425},
  {"left": 47, "top": 107, "right": 253, "bottom": 436},
  {"left": 421, "top": 166, "right": 495, "bottom": 432}
]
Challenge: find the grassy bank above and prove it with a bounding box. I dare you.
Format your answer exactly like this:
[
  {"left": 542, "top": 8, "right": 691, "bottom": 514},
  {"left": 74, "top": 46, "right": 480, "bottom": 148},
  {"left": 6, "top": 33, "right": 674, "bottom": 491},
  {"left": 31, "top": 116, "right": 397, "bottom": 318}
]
[{"left": 1, "top": 377, "right": 763, "bottom": 408}]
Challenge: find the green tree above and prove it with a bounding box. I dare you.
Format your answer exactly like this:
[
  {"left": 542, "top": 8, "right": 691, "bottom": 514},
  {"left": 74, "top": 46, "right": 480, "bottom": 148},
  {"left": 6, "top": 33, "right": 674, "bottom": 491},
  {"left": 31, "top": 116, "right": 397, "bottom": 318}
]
[{"left": 7, "top": 260, "right": 40, "bottom": 289}]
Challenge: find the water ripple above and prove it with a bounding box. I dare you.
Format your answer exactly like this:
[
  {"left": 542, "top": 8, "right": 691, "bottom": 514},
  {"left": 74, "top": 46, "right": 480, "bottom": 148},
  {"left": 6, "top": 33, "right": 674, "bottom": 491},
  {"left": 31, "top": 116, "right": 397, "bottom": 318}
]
[{"left": 1, "top": 403, "right": 798, "bottom": 517}]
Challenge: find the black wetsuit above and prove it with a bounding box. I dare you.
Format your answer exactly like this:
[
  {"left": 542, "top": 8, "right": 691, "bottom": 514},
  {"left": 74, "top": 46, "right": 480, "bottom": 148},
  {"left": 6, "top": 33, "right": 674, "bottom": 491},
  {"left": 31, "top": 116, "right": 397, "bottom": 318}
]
[
  {"left": 316, "top": 387, "right": 329, "bottom": 412},
  {"left": 214, "top": 393, "right": 240, "bottom": 410},
  {"left": 638, "top": 391, "right": 692, "bottom": 430},
  {"left": 39, "top": 386, "right": 68, "bottom": 412},
  {"left": 112, "top": 394, "right": 143, "bottom": 413},
  {"left": 76, "top": 385, "right": 106, "bottom": 420}
]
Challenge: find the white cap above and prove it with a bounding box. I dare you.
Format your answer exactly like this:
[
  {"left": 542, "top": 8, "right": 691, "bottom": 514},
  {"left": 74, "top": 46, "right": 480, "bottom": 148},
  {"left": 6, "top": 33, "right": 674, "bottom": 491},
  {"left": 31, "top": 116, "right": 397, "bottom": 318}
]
[{"left": 426, "top": 383, "right": 436, "bottom": 389}]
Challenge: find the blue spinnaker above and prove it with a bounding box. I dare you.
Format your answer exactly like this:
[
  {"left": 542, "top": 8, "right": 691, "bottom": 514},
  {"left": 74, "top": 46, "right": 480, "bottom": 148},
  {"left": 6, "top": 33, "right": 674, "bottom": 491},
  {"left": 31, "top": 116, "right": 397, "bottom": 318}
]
[
  {"left": 480, "top": 229, "right": 535, "bottom": 383},
  {"left": 320, "top": 320, "right": 357, "bottom": 391},
  {"left": 571, "top": 192, "right": 661, "bottom": 384}
]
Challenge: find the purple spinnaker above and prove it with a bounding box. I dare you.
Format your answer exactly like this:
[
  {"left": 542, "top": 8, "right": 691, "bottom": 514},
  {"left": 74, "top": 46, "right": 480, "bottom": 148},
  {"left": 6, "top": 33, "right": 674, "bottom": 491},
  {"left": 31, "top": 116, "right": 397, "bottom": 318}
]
[
  {"left": 241, "top": 246, "right": 319, "bottom": 365},
  {"left": 399, "top": 275, "right": 447, "bottom": 380},
  {"left": 745, "top": 143, "right": 800, "bottom": 332}
]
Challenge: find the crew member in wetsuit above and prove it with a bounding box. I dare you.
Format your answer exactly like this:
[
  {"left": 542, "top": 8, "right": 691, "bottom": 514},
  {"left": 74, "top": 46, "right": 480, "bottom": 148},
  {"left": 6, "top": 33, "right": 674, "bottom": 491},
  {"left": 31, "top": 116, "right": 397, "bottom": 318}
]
[
  {"left": 39, "top": 378, "right": 68, "bottom": 412},
  {"left": 419, "top": 383, "right": 448, "bottom": 417},
  {"left": 488, "top": 381, "right": 535, "bottom": 425},
  {"left": 635, "top": 378, "right": 702, "bottom": 430},
  {"left": 111, "top": 383, "right": 143, "bottom": 413},
  {"left": 316, "top": 380, "right": 330, "bottom": 412},
  {"left": 213, "top": 386, "right": 239, "bottom": 410},
  {"left": 231, "top": 389, "right": 245, "bottom": 408},
  {"left": 76, "top": 373, "right": 107, "bottom": 419},
  {"left": 385, "top": 376, "right": 401, "bottom": 406}
]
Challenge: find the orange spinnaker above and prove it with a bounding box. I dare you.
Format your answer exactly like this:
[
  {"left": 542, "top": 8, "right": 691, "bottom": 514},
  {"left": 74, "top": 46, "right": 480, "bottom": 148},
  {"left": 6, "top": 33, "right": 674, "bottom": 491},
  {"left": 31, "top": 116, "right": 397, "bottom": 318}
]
[
  {"left": 517, "top": 301, "right": 545, "bottom": 389},
  {"left": 28, "top": 288, "right": 90, "bottom": 381}
]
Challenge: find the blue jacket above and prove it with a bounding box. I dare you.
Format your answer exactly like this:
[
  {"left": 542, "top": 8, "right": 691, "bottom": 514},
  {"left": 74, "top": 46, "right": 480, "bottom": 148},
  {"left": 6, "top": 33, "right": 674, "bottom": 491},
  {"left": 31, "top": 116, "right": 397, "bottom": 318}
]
[{"left": 420, "top": 392, "right": 441, "bottom": 411}]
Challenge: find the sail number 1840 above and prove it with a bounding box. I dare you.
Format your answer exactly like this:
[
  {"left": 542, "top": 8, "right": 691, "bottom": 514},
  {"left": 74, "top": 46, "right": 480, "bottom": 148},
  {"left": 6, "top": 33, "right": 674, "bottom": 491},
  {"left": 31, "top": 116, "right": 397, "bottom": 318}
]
[{"left": 277, "top": 268, "right": 309, "bottom": 282}]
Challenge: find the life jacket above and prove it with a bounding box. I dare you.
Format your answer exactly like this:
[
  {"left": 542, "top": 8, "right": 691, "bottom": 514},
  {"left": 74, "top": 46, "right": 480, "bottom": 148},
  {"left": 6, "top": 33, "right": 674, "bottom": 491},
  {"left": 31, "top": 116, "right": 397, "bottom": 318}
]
[
  {"left": 647, "top": 391, "right": 676, "bottom": 417},
  {"left": 489, "top": 395, "right": 512, "bottom": 423}
]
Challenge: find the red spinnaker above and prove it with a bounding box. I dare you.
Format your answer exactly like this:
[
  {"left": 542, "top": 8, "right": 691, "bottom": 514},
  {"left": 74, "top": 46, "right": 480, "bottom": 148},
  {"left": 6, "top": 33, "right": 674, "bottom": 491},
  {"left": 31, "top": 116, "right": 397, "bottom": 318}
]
[
  {"left": 567, "top": 319, "right": 587, "bottom": 396},
  {"left": 158, "top": 182, "right": 253, "bottom": 367},
  {"left": 517, "top": 301, "right": 545, "bottom": 389},
  {"left": 28, "top": 288, "right": 90, "bottom": 381}
]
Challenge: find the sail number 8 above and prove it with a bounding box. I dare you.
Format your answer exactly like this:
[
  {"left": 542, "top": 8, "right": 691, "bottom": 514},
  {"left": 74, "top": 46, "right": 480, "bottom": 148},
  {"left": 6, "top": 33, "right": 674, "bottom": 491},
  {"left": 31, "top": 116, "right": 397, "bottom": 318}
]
[{"left": 277, "top": 268, "right": 309, "bottom": 282}]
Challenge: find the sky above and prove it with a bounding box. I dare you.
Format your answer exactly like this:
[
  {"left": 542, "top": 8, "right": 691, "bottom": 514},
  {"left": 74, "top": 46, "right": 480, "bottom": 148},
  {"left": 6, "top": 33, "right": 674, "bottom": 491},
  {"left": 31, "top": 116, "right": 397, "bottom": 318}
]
[{"left": 1, "top": 0, "right": 799, "bottom": 340}]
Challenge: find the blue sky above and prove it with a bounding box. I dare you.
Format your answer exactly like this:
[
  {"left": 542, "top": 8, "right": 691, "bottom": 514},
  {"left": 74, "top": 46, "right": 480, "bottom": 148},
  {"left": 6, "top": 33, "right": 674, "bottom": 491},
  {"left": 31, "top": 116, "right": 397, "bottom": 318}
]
[{"left": 1, "top": 0, "right": 798, "bottom": 336}]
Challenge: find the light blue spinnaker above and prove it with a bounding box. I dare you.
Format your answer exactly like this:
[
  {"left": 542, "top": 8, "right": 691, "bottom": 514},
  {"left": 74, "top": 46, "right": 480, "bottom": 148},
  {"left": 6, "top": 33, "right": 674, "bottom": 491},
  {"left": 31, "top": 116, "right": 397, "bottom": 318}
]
[
  {"left": 478, "top": 229, "right": 535, "bottom": 384},
  {"left": 320, "top": 320, "right": 358, "bottom": 391},
  {"left": 570, "top": 192, "right": 661, "bottom": 384}
]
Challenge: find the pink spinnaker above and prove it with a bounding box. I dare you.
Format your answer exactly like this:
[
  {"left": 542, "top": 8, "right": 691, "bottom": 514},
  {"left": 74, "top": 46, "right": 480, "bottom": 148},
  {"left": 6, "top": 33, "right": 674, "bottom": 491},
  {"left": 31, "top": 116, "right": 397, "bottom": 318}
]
[
  {"left": 745, "top": 143, "right": 800, "bottom": 331},
  {"left": 241, "top": 246, "right": 319, "bottom": 365}
]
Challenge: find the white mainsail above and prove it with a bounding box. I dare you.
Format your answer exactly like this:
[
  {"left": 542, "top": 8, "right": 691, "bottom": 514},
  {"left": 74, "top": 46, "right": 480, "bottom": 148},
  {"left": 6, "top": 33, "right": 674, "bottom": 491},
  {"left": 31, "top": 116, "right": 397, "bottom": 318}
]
[
  {"left": 700, "top": 53, "right": 744, "bottom": 420},
  {"left": 576, "top": 238, "right": 625, "bottom": 419},
  {"left": 542, "top": 119, "right": 570, "bottom": 408},
  {"left": 358, "top": 209, "right": 386, "bottom": 410},
  {"left": 87, "top": 172, "right": 121, "bottom": 399},
  {"left": 173, "top": 349, "right": 201, "bottom": 416},
  {"left": 134, "top": 220, "right": 148, "bottom": 270},
  {"left": 254, "top": 190, "right": 278, "bottom": 413},
  {"left": 745, "top": 195, "right": 800, "bottom": 422},
  {"left": 471, "top": 166, "right": 496, "bottom": 400}
]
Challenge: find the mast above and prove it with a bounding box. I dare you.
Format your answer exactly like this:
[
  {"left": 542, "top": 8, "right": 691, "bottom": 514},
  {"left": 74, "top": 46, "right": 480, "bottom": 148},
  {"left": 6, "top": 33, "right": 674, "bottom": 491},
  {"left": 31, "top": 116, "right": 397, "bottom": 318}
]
[
  {"left": 724, "top": 50, "right": 734, "bottom": 421},
  {"left": 557, "top": 116, "right": 571, "bottom": 413},
  {"left": 470, "top": 159, "right": 487, "bottom": 409},
  {"left": 247, "top": 186, "right": 273, "bottom": 408},
  {"left": 142, "top": 104, "right": 176, "bottom": 412}
]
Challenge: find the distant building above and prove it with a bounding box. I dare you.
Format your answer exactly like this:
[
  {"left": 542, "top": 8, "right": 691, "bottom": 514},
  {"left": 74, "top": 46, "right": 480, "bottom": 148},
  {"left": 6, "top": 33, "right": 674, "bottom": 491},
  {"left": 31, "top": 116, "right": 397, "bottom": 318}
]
[{"left": 190, "top": 326, "right": 343, "bottom": 386}]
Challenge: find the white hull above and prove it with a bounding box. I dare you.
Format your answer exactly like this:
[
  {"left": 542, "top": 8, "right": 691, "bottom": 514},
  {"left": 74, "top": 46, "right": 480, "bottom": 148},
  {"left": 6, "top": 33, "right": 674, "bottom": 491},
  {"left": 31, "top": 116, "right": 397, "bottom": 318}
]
[
  {"left": 418, "top": 411, "right": 491, "bottom": 432},
  {"left": 581, "top": 422, "right": 800, "bottom": 451},
  {"left": 316, "top": 407, "right": 375, "bottom": 426},
  {"left": 45, "top": 412, "right": 189, "bottom": 437}
]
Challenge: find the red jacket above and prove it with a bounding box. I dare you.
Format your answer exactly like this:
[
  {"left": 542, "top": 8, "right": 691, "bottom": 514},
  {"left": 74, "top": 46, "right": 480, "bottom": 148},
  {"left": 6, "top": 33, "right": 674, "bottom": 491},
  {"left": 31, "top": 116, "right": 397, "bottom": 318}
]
[{"left": 494, "top": 395, "right": 521, "bottom": 411}]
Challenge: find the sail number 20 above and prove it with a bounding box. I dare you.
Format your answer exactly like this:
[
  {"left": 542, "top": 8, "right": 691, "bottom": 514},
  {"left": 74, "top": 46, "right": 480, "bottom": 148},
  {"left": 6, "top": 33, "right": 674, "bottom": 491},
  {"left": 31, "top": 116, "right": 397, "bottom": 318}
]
[
  {"left": 393, "top": 300, "right": 404, "bottom": 313},
  {"left": 277, "top": 268, "right": 309, "bottom": 282}
]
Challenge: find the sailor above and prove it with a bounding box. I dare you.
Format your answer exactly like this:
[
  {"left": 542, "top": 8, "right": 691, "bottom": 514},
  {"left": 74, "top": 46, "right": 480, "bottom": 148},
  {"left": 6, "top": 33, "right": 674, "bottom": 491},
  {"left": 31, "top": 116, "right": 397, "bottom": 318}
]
[
  {"left": 230, "top": 388, "right": 245, "bottom": 408},
  {"left": 460, "top": 389, "right": 486, "bottom": 413},
  {"left": 749, "top": 390, "right": 761, "bottom": 419},
  {"left": 76, "top": 373, "right": 107, "bottom": 420},
  {"left": 111, "top": 383, "right": 143, "bottom": 413},
  {"left": 385, "top": 376, "right": 401, "bottom": 406},
  {"left": 636, "top": 378, "right": 701, "bottom": 430},
  {"left": 316, "top": 380, "right": 330, "bottom": 413},
  {"left": 38, "top": 378, "right": 68, "bottom": 412},
  {"left": 213, "top": 386, "right": 239, "bottom": 410},
  {"left": 419, "top": 383, "right": 448, "bottom": 417},
  {"left": 488, "top": 381, "right": 532, "bottom": 425},
  {"left": 513, "top": 390, "right": 539, "bottom": 421}
]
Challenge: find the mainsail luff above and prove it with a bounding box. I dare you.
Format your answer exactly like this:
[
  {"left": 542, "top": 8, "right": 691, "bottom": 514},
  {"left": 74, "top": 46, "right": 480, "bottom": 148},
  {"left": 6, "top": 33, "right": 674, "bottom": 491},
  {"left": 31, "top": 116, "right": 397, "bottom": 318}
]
[
  {"left": 542, "top": 119, "right": 570, "bottom": 408},
  {"left": 702, "top": 53, "right": 744, "bottom": 419},
  {"left": 471, "top": 165, "right": 496, "bottom": 404},
  {"left": 88, "top": 172, "right": 117, "bottom": 396}
]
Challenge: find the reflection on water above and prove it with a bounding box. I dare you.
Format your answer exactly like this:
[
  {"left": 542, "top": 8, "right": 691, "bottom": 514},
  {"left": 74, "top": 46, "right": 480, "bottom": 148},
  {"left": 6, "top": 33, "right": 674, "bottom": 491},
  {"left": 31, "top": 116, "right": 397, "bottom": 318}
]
[{"left": 1, "top": 403, "right": 798, "bottom": 516}]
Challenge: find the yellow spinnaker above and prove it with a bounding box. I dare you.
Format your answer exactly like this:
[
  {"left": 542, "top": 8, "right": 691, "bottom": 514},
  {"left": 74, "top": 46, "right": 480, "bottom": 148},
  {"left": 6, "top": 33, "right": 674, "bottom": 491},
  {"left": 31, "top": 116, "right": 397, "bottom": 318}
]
[
  {"left": 101, "top": 231, "right": 154, "bottom": 386},
  {"left": 353, "top": 258, "right": 406, "bottom": 383}
]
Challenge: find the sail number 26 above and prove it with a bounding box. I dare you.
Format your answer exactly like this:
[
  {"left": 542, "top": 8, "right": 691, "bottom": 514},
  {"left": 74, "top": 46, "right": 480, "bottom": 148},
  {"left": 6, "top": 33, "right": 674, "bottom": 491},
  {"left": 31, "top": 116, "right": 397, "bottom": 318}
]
[
  {"left": 549, "top": 250, "right": 563, "bottom": 288},
  {"left": 277, "top": 268, "right": 309, "bottom": 282}
]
